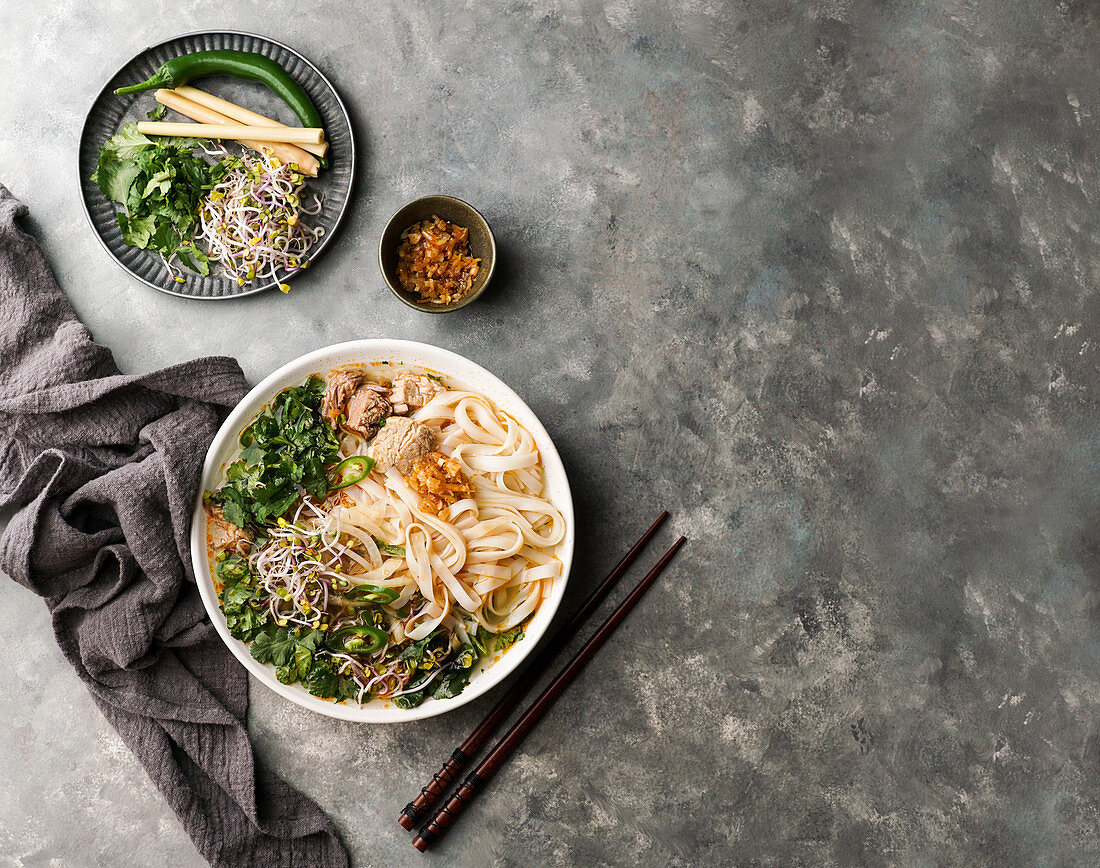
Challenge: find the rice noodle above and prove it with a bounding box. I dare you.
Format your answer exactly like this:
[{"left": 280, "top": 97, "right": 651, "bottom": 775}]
[{"left": 335, "top": 389, "right": 565, "bottom": 637}]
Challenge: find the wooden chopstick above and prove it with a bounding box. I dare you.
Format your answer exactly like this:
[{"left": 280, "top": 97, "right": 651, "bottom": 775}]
[
  {"left": 398, "top": 511, "right": 670, "bottom": 830},
  {"left": 411, "top": 535, "right": 687, "bottom": 851}
]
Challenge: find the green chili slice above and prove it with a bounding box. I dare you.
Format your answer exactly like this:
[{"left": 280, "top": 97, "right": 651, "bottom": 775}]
[
  {"left": 343, "top": 584, "right": 400, "bottom": 605},
  {"left": 374, "top": 538, "right": 406, "bottom": 558},
  {"left": 330, "top": 625, "right": 388, "bottom": 655},
  {"left": 328, "top": 455, "right": 374, "bottom": 490}
]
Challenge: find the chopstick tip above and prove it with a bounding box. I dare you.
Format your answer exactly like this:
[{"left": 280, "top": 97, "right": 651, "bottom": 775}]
[
  {"left": 398, "top": 813, "right": 415, "bottom": 831},
  {"left": 411, "top": 835, "right": 429, "bottom": 852}
]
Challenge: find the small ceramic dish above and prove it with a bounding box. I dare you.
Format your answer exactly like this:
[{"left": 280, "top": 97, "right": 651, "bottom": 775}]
[{"left": 378, "top": 195, "right": 496, "bottom": 312}]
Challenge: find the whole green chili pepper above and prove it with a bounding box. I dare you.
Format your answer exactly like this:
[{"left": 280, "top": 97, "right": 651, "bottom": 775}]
[
  {"left": 329, "top": 625, "right": 388, "bottom": 655},
  {"left": 114, "top": 50, "right": 327, "bottom": 165},
  {"left": 328, "top": 455, "right": 374, "bottom": 490}
]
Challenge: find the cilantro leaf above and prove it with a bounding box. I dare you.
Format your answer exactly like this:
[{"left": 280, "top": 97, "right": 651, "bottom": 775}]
[
  {"left": 392, "top": 690, "right": 427, "bottom": 709},
  {"left": 225, "top": 605, "right": 265, "bottom": 642},
  {"left": 221, "top": 583, "right": 255, "bottom": 615},
  {"left": 220, "top": 581, "right": 267, "bottom": 642},
  {"left": 277, "top": 644, "right": 315, "bottom": 685},
  {"left": 211, "top": 376, "right": 340, "bottom": 529},
  {"left": 304, "top": 660, "right": 340, "bottom": 698},
  {"left": 431, "top": 668, "right": 470, "bottom": 700},
  {"left": 495, "top": 624, "right": 526, "bottom": 653},
  {"left": 215, "top": 554, "right": 251, "bottom": 588},
  {"left": 398, "top": 629, "right": 443, "bottom": 664},
  {"left": 91, "top": 123, "right": 236, "bottom": 272},
  {"left": 472, "top": 626, "right": 492, "bottom": 657},
  {"left": 249, "top": 626, "right": 296, "bottom": 666}
]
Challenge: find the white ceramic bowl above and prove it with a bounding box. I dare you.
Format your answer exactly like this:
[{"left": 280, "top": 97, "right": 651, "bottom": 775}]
[{"left": 189, "top": 340, "right": 574, "bottom": 722}]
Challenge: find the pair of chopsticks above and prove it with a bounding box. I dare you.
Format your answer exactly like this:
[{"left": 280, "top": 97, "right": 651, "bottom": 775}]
[
  {"left": 399, "top": 511, "right": 686, "bottom": 851},
  {"left": 136, "top": 85, "right": 326, "bottom": 177}
]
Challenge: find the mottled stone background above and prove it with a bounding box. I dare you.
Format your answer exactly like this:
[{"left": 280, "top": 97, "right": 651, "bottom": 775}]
[{"left": 4, "top": 0, "right": 1100, "bottom": 865}]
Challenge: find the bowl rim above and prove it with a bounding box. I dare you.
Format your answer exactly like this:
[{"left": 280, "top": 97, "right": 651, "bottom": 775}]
[
  {"left": 377, "top": 195, "right": 497, "bottom": 313},
  {"left": 189, "top": 339, "right": 574, "bottom": 723}
]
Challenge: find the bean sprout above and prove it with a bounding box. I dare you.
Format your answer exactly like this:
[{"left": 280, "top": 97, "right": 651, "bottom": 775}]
[
  {"left": 246, "top": 505, "right": 435, "bottom": 699},
  {"left": 198, "top": 145, "right": 324, "bottom": 289}
]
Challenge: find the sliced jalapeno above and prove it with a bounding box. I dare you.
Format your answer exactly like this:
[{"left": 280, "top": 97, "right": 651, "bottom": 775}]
[
  {"left": 343, "top": 583, "right": 400, "bottom": 605},
  {"left": 328, "top": 455, "right": 374, "bottom": 490},
  {"left": 329, "top": 625, "right": 388, "bottom": 655}
]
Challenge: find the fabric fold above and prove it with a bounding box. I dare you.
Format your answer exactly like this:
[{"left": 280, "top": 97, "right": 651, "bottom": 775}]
[{"left": 0, "top": 184, "right": 349, "bottom": 868}]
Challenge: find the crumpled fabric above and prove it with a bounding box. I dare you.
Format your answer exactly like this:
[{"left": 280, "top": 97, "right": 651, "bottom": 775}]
[{"left": 0, "top": 185, "right": 349, "bottom": 868}]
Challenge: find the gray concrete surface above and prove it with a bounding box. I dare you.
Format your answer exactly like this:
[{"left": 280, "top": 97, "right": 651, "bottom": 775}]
[{"left": 4, "top": 0, "right": 1100, "bottom": 865}]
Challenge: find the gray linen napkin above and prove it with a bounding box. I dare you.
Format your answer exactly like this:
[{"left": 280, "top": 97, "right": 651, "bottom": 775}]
[{"left": 0, "top": 185, "right": 349, "bottom": 868}]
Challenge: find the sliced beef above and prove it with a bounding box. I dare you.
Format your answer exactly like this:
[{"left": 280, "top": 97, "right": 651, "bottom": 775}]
[
  {"left": 368, "top": 416, "right": 437, "bottom": 473},
  {"left": 389, "top": 374, "right": 445, "bottom": 414},
  {"left": 206, "top": 504, "right": 251, "bottom": 555},
  {"left": 345, "top": 384, "right": 392, "bottom": 437},
  {"left": 321, "top": 370, "right": 363, "bottom": 425}
]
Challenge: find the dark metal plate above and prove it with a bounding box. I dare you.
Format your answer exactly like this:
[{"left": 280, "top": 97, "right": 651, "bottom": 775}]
[{"left": 78, "top": 30, "right": 354, "bottom": 299}]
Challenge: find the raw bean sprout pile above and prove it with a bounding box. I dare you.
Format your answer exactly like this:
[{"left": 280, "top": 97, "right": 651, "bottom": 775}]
[{"left": 198, "top": 145, "right": 324, "bottom": 289}]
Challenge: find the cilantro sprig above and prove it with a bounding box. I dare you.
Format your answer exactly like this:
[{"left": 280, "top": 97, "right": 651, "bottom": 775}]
[
  {"left": 213, "top": 376, "right": 340, "bottom": 528},
  {"left": 91, "top": 123, "right": 238, "bottom": 275}
]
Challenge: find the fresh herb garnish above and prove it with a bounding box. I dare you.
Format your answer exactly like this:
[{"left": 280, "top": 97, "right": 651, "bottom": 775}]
[
  {"left": 304, "top": 658, "right": 341, "bottom": 697},
  {"left": 398, "top": 629, "right": 443, "bottom": 664},
  {"left": 455, "top": 642, "right": 478, "bottom": 669},
  {"left": 215, "top": 553, "right": 251, "bottom": 587},
  {"left": 471, "top": 626, "right": 492, "bottom": 657},
  {"left": 213, "top": 376, "right": 340, "bottom": 528},
  {"left": 431, "top": 668, "right": 471, "bottom": 700},
  {"left": 298, "top": 656, "right": 359, "bottom": 701},
  {"left": 495, "top": 624, "right": 526, "bottom": 652},
  {"left": 91, "top": 123, "right": 236, "bottom": 275},
  {"left": 393, "top": 652, "right": 473, "bottom": 708},
  {"left": 221, "top": 582, "right": 267, "bottom": 642},
  {"left": 272, "top": 629, "right": 324, "bottom": 684},
  {"left": 249, "top": 626, "right": 298, "bottom": 667},
  {"left": 392, "top": 690, "right": 427, "bottom": 709}
]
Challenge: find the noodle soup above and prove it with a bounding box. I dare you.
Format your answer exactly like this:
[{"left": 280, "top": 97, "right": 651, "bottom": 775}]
[{"left": 204, "top": 364, "right": 566, "bottom": 709}]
